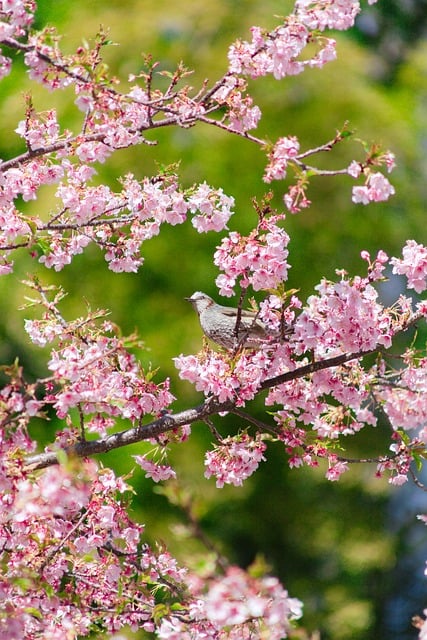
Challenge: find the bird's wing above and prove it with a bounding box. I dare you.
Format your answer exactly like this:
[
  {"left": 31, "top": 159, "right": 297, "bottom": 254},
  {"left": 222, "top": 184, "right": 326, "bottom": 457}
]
[
  {"left": 240, "top": 308, "right": 260, "bottom": 319},
  {"left": 240, "top": 319, "right": 267, "bottom": 336},
  {"left": 220, "top": 307, "right": 258, "bottom": 318},
  {"left": 219, "top": 306, "right": 267, "bottom": 338}
]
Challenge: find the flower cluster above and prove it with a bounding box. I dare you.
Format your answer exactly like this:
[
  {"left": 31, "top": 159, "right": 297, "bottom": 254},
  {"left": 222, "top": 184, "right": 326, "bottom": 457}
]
[
  {"left": 174, "top": 350, "right": 268, "bottom": 405},
  {"left": 375, "top": 436, "right": 414, "bottom": 486},
  {"left": 283, "top": 181, "right": 312, "bottom": 213},
  {"left": 265, "top": 359, "right": 377, "bottom": 460},
  {"left": 158, "top": 566, "right": 303, "bottom": 640},
  {"left": 46, "top": 335, "right": 173, "bottom": 421},
  {"left": 325, "top": 454, "right": 349, "bottom": 481},
  {"left": 264, "top": 136, "right": 300, "bottom": 183},
  {"left": 228, "top": 16, "right": 336, "bottom": 81},
  {"left": 15, "top": 108, "right": 65, "bottom": 149},
  {"left": 293, "top": 275, "right": 393, "bottom": 353},
  {"left": 202, "top": 567, "right": 303, "bottom": 637},
  {"left": 24, "top": 285, "right": 175, "bottom": 428},
  {"left": 0, "top": 148, "right": 235, "bottom": 273},
  {"left": 214, "top": 218, "right": 290, "bottom": 296},
  {"left": 204, "top": 434, "right": 267, "bottom": 488},
  {"left": 133, "top": 454, "right": 177, "bottom": 482},
  {"left": 295, "top": 0, "right": 373, "bottom": 31},
  {"left": 360, "top": 248, "right": 389, "bottom": 281},
  {"left": 351, "top": 171, "right": 395, "bottom": 204},
  {"left": 391, "top": 240, "right": 427, "bottom": 294},
  {"left": 378, "top": 353, "right": 427, "bottom": 433},
  {"left": 0, "top": 0, "right": 35, "bottom": 78},
  {"left": 188, "top": 182, "right": 235, "bottom": 232},
  {"left": 212, "top": 76, "right": 263, "bottom": 133},
  {"left": 0, "top": 449, "right": 191, "bottom": 638}
]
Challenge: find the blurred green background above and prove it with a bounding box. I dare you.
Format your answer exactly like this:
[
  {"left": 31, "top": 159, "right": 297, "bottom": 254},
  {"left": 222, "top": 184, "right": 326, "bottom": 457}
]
[{"left": 1, "top": 1, "right": 427, "bottom": 638}]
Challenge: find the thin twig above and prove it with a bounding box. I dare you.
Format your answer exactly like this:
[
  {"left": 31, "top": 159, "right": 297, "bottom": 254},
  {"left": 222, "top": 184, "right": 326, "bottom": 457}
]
[
  {"left": 409, "top": 467, "right": 427, "bottom": 491},
  {"left": 231, "top": 407, "right": 280, "bottom": 436}
]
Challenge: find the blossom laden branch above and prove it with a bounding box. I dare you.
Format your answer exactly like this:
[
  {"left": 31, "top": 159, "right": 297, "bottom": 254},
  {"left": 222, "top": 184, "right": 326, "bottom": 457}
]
[
  {"left": 0, "top": 0, "right": 395, "bottom": 276},
  {"left": 23, "top": 303, "right": 424, "bottom": 472},
  {"left": 24, "top": 400, "right": 231, "bottom": 471}
]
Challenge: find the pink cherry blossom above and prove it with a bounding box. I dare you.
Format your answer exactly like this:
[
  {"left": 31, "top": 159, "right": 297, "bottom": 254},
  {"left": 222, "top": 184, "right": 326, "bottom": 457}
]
[
  {"left": 283, "top": 182, "right": 312, "bottom": 213},
  {"left": 0, "top": 0, "right": 34, "bottom": 41},
  {"left": 325, "top": 455, "right": 349, "bottom": 481},
  {"left": 391, "top": 240, "right": 427, "bottom": 293},
  {"left": 268, "top": 21, "right": 309, "bottom": 79},
  {"left": 375, "top": 442, "right": 412, "bottom": 485},
  {"left": 228, "top": 92, "right": 262, "bottom": 132},
  {"left": 383, "top": 150, "right": 396, "bottom": 172},
  {"left": 309, "top": 37, "right": 337, "bottom": 67},
  {"left": 379, "top": 361, "right": 427, "bottom": 431},
  {"left": 214, "top": 220, "right": 290, "bottom": 295},
  {"left": 0, "top": 53, "right": 11, "bottom": 78},
  {"left": 188, "top": 183, "right": 235, "bottom": 232},
  {"left": 228, "top": 16, "right": 327, "bottom": 80},
  {"left": 264, "top": 136, "right": 300, "bottom": 183},
  {"left": 202, "top": 566, "right": 302, "bottom": 638},
  {"left": 75, "top": 140, "right": 113, "bottom": 163},
  {"left": 204, "top": 434, "right": 267, "bottom": 487},
  {"left": 15, "top": 109, "right": 64, "bottom": 148},
  {"left": 352, "top": 171, "right": 395, "bottom": 204},
  {"left": 293, "top": 276, "right": 393, "bottom": 353},
  {"left": 360, "top": 249, "right": 389, "bottom": 281},
  {"left": 295, "top": 0, "right": 361, "bottom": 31},
  {"left": 133, "top": 454, "right": 177, "bottom": 482},
  {"left": 348, "top": 160, "right": 362, "bottom": 178}
]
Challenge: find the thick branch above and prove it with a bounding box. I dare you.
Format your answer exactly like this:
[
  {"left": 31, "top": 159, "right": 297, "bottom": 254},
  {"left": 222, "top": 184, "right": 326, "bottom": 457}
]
[
  {"left": 24, "top": 398, "right": 233, "bottom": 471},
  {"left": 259, "top": 347, "right": 376, "bottom": 390}
]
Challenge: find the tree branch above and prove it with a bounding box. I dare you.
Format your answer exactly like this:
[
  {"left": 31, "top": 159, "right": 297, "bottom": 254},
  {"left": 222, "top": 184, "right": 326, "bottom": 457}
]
[
  {"left": 24, "top": 310, "right": 423, "bottom": 471},
  {"left": 23, "top": 349, "right": 374, "bottom": 471},
  {"left": 24, "top": 398, "right": 233, "bottom": 471}
]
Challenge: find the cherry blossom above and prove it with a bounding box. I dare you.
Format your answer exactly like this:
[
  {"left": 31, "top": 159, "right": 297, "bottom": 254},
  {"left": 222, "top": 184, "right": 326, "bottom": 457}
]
[
  {"left": 293, "top": 275, "right": 393, "bottom": 353},
  {"left": 228, "top": 18, "right": 315, "bottom": 80},
  {"left": 228, "top": 92, "right": 262, "bottom": 132},
  {"left": 0, "top": 452, "right": 187, "bottom": 638},
  {"left": 264, "top": 136, "right": 300, "bottom": 183},
  {"left": 417, "top": 614, "right": 427, "bottom": 640},
  {"left": 295, "top": 0, "right": 363, "bottom": 31},
  {"left": 133, "top": 454, "right": 177, "bottom": 482},
  {"left": 204, "top": 434, "right": 267, "bottom": 488},
  {"left": 188, "top": 183, "right": 235, "bottom": 232},
  {"left": 202, "top": 567, "right": 302, "bottom": 637},
  {"left": 352, "top": 171, "right": 395, "bottom": 204},
  {"left": 214, "top": 218, "right": 290, "bottom": 296},
  {"left": 325, "top": 455, "right": 349, "bottom": 481},
  {"left": 391, "top": 240, "right": 427, "bottom": 293},
  {"left": 0, "top": 5, "right": 394, "bottom": 279}
]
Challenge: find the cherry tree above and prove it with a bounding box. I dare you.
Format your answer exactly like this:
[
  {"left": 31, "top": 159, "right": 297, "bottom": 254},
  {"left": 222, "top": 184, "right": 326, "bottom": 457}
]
[{"left": 1, "top": 0, "right": 427, "bottom": 638}]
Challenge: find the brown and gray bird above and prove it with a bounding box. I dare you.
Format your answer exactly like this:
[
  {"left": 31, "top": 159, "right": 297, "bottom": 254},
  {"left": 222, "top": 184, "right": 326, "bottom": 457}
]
[{"left": 185, "top": 291, "right": 289, "bottom": 350}]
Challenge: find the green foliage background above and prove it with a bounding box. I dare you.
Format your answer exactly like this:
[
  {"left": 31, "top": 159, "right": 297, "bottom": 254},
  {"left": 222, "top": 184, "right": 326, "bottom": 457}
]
[{"left": 1, "top": 1, "right": 427, "bottom": 638}]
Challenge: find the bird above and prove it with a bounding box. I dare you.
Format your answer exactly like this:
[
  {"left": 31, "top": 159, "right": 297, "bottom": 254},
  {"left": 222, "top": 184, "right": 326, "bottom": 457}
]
[{"left": 185, "top": 291, "right": 291, "bottom": 350}]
